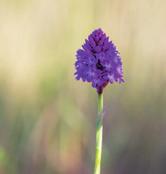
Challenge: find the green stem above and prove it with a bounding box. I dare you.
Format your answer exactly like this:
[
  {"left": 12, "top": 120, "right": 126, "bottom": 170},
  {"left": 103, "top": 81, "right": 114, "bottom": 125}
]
[{"left": 94, "top": 92, "right": 103, "bottom": 174}]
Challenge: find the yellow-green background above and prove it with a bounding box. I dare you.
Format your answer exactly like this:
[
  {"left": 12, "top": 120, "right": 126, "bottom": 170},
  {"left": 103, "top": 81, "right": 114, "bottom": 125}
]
[{"left": 0, "top": 0, "right": 166, "bottom": 173}]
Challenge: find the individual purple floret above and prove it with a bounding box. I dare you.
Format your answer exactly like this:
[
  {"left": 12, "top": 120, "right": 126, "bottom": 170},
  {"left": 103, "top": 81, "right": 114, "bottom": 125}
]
[{"left": 75, "top": 28, "right": 124, "bottom": 93}]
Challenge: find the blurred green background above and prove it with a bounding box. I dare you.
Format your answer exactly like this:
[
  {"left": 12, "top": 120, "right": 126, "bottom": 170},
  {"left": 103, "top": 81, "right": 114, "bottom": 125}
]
[{"left": 0, "top": 0, "right": 166, "bottom": 174}]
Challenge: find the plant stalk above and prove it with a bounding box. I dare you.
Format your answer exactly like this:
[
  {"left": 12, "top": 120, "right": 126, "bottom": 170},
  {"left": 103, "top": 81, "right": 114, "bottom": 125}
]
[{"left": 94, "top": 92, "right": 103, "bottom": 174}]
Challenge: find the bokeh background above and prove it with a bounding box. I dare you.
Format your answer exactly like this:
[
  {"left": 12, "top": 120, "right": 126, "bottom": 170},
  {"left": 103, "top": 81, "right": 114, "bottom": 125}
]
[{"left": 0, "top": 0, "right": 166, "bottom": 174}]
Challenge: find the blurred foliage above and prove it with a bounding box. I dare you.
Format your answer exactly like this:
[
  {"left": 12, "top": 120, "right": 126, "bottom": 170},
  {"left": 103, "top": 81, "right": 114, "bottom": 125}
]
[{"left": 0, "top": 0, "right": 166, "bottom": 174}]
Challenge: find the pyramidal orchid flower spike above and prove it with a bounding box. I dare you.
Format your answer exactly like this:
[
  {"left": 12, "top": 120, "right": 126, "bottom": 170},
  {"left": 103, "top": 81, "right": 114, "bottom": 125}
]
[
  {"left": 74, "top": 28, "right": 124, "bottom": 174},
  {"left": 75, "top": 28, "right": 124, "bottom": 94}
]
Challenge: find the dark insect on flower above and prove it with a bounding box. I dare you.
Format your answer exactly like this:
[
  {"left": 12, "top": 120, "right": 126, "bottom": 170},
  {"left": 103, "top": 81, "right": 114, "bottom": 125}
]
[{"left": 75, "top": 28, "right": 124, "bottom": 93}]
